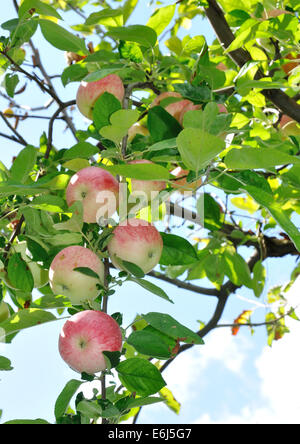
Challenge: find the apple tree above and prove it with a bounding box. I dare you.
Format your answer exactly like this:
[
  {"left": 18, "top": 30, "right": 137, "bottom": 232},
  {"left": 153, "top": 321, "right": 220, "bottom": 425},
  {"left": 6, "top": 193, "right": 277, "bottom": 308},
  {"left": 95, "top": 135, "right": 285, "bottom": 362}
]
[{"left": 0, "top": 0, "right": 300, "bottom": 424}]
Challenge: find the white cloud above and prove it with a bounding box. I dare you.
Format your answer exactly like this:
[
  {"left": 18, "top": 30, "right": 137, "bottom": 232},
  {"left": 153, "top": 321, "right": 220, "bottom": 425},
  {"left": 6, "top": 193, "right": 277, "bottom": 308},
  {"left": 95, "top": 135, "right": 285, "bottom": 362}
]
[{"left": 194, "top": 277, "right": 300, "bottom": 424}]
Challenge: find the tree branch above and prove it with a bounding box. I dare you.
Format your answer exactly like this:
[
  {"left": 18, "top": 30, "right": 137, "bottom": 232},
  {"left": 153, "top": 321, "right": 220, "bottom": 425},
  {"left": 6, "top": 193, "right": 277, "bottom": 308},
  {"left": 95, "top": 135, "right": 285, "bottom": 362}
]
[{"left": 46, "top": 100, "right": 76, "bottom": 159}]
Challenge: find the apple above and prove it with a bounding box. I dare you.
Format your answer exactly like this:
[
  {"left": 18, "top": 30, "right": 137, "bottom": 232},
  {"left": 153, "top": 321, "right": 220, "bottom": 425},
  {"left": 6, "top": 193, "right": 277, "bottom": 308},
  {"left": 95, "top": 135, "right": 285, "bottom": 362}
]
[
  {"left": 107, "top": 218, "right": 163, "bottom": 274},
  {"left": 127, "top": 123, "right": 149, "bottom": 142},
  {"left": 128, "top": 159, "right": 166, "bottom": 202},
  {"left": 59, "top": 310, "right": 123, "bottom": 374},
  {"left": 150, "top": 91, "right": 182, "bottom": 108},
  {"left": 170, "top": 167, "right": 202, "bottom": 194},
  {"left": 164, "top": 99, "right": 194, "bottom": 122},
  {"left": 280, "top": 115, "right": 300, "bottom": 137},
  {"left": 49, "top": 246, "right": 105, "bottom": 306},
  {"left": 282, "top": 53, "right": 300, "bottom": 76},
  {"left": 66, "top": 166, "right": 119, "bottom": 224},
  {"left": 0, "top": 301, "right": 10, "bottom": 323},
  {"left": 76, "top": 74, "right": 125, "bottom": 120},
  {"left": 150, "top": 91, "right": 200, "bottom": 125},
  {"left": 217, "top": 103, "right": 227, "bottom": 114}
]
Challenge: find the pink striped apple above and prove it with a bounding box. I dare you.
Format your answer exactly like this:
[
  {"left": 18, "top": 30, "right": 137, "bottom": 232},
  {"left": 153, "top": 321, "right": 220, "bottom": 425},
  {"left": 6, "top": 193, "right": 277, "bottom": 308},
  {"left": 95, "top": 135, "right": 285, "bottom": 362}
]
[
  {"left": 150, "top": 91, "right": 200, "bottom": 125},
  {"left": 66, "top": 166, "right": 119, "bottom": 224},
  {"left": 76, "top": 74, "right": 125, "bottom": 120},
  {"left": 107, "top": 218, "right": 163, "bottom": 274},
  {"left": 49, "top": 246, "right": 105, "bottom": 306},
  {"left": 59, "top": 310, "right": 123, "bottom": 374}
]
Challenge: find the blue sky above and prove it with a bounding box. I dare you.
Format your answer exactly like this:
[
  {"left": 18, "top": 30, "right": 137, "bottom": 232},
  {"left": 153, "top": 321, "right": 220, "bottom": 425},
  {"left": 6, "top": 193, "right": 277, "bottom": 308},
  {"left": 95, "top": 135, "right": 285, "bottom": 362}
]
[{"left": 1, "top": 0, "right": 300, "bottom": 425}]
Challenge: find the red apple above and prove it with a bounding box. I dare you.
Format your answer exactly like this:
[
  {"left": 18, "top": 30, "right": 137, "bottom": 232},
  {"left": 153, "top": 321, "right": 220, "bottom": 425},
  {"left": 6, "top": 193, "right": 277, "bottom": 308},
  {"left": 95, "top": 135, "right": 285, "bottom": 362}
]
[
  {"left": 59, "top": 310, "right": 123, "bottom": 374},
  {"left": 66, "top": 166, "right": 119, "bottom": 224},
  {"left": 279, "top": 114, "right": 300, "bottom": 137},
  {"left": 170, "top": 167, "right": 202, "bottom": 193},
  {"left": 150, "top": 91, "right": 182, "bottom": 108},
  {"left": 128, "top": 159, "right": 166, "bottom": 201},
  {"left": 217, "top": 103, "right": 228, "bottom": 114},
  {"left": 49, "top": 246, "right": 105, "bottom": 306},
  {"left": 76, "top": 74, "right": 125, "bottom": 120},
  {"left": 282, "top": 53, "right": 300, "bottom": 76},
  {"left": 107, "top": 218, "right": 163, "bottom": 274},
  {"left": 0, "top": 301, "right": 10, "bottom": 323},
  {"left": 164, "top": 99, "right": 193, "bottom": 122},
  {"left": 151, "top": 92, "right": 200, "bottom": 125}
]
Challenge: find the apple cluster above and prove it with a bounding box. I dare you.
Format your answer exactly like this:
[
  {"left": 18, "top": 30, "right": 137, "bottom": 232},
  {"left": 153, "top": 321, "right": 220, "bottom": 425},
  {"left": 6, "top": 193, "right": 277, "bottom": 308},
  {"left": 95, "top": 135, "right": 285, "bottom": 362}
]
[{"left": 51, "top": 75, "right": 170, "bottom": 374}]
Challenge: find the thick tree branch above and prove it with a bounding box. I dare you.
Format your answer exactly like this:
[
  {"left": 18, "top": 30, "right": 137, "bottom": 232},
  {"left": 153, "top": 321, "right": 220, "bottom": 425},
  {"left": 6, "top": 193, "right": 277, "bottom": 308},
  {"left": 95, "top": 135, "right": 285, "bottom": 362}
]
[
  {"left": 204, "top": 0, "right": 300, "bottom": 123},
  {"left": 148, "top": 270, "right": 219, "bottom": 297}
]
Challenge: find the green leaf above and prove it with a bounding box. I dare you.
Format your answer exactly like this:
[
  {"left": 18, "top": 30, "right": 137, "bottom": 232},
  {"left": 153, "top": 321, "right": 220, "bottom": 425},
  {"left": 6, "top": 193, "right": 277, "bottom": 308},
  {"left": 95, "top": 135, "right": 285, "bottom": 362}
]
[
  {"left": 115, "top": 395, "right": 164, "bottom": 413},
  {"left": 85, "top": 8, "right": 123, "bottom": 26},
  {"left": 100, "top": 162, "right": 170, "bottom": 181},
  {"left": 53, "top": 201, "right": 83, "bottom": 233},
  {"left": 223, "top": 249, "right": 253, "bottom": 288},
  {"left": 30, "top": 195, "right": 66, "bottom": 212},
  {"left": 0, "top": 356, "right": 13, "bottom": 371},
  {"left": 4, "top": 419, "right": 50, "bottom": 424},
  {"left": 123, "top": 0, "right": 139, "bottom": 24},
  {"left": 146, "top": 5, "right": 176, "bottom": 36},
  {"left": 183, "top": 35, "right": 206, "bottom": 55},
  {"left": 0, "top": 308, "right": 56, "bottom": 343},
  {"left": 245, "top": 185, "right": 300, "bottom": 253},
  {"left": 147, "top": 106, "right": 182, "bottom": 143},
  {"left": 177, "top": 128, "right": 225, "bottom": 172},
  {"left": 54, "top": 379, "right": 83, "bottom": 421},
  {"left": 252, "top": 260, "right": 266, "bottom": 298},
  {"left": 92, "top": 92, "right": 122, "bottom": 131},
  {"left": 73, "top": 267, "right": 101, "bottom": 280},
  {"left": 39, "top": 19, "right": 87, "bottom": 53},
  {"left": 30, "top": 294, "right": 71, "bottom": 309},
  {"left": 11, "top": 18, "right": 38, "bottom": 47},
  {"left": 10, "top": 145, "right": 37, "bottom": 184},
  {"left": 197, "top": 193, "right": 223, "bottom": 231},
  {"left": 106, "top": 25, "right": 157, "bottom": 48},
  {"left": 116, "top": 358, "right": 166, "bottom": 396},
  {"left": 119, "top": 260, "right": 145, "bottom": 278},
  {"left": 19, "top": 0, "right": 62, "bottom": 19},
  {"left": 225, "top": 147, "right": 300, "bottom": 170},
  {"left": 129, "top": 277, "right": 173, "bottom": 303},
  {"left": 63, "top": 142, "right": 99, "bottom": 160},
  {"left": 3, "top": 73, "right": 19, "bottom": 98},
  {"left": 61, "top": 64, "right": 88, "bottom": 87},
  {"left": 76, "top": 400, "right": 102, "bottom": 420},
  {"left": 100, "top": 109, "right": 139, "bottom": 145},
  {"left": 159, "top": 232, "right": 198, "bottom": 266},
  {"left": 127, "top": 326, "right": 177, "bottom": 359},
  {"left": 183, "top": 102, "right": 231, "bottom": 135},
  {"left": 7, "top": 253, "right": 34, "bottom": 292},
  {"left": 118, "top": 40, "right": 143, "bottom": 63},
  {"left": 160, "top": 387, "right": 181, "bottom": 414},
  {"left": 143, "top": 312, "right": 204, "bottom": 345}
]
